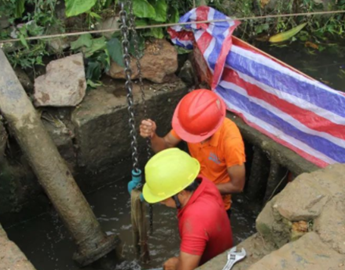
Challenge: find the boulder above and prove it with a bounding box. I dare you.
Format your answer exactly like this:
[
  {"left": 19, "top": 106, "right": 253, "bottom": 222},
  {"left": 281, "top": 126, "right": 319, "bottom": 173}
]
[
  {"left": 34, "top": 53, "right": 86, "bottom": 107},
  {"left": 248, "top": 232, "right": 345, "bottom": 270},
  {"left": 107, "top": 39, "right": 178, "bottom": 83}
]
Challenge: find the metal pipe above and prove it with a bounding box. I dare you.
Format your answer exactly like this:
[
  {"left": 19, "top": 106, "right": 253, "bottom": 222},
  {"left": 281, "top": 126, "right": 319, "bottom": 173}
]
[{"left": 0, "top": 49, "right": 119, "bottom": 266}]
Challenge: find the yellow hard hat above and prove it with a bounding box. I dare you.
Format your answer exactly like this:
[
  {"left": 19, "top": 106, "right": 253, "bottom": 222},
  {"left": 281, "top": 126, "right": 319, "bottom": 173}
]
[{"left": 143, "top": 148, "right": 200, "bottom": 203}]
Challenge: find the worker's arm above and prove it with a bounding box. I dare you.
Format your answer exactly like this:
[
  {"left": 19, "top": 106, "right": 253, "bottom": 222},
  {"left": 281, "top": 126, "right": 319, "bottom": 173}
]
[
  {"left": 216, "top": 164, "right": 246, "bottom": 195},
  {"left": 140, "top": 119, "right": 181, "bottom": 153},
  {"left": 163, "top": 251, "right": 201, "bottom": 270}
]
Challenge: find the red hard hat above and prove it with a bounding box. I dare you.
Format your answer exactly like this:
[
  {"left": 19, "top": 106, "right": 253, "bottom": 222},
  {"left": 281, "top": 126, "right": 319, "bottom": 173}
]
[{"left": 172, "top": 89, "right": 226, "bottom": 143}]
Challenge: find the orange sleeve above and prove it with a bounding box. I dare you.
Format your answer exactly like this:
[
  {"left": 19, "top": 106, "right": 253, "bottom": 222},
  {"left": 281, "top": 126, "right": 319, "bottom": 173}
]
[
  {"left": 222, "top": 127, "right": 246, "bottom": 168},
  {"left": 170, "top": 129, "right": 181, "bottom": 140}
]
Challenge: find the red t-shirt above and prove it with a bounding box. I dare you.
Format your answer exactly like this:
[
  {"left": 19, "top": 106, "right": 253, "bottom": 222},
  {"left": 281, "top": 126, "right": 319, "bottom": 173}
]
[{"left": 178, "top": 176, "right": 233, "bottom": 265}]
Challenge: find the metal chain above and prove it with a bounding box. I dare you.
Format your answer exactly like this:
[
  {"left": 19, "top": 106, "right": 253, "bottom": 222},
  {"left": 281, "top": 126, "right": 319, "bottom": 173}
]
[
  {"left": 127, "top": 1, "right": 152, "bottom": 163},
  {"left": 120, "top": 0, "right": 140, "bottom": 173},
  {"left": 127, "top": 0, "right": 154, "bottom": 234}
]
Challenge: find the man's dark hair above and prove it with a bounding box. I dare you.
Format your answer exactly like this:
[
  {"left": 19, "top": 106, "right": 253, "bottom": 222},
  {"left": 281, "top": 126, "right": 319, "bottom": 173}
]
[{"left": 184, "top": 177, "right": 201, "bottom": 192}]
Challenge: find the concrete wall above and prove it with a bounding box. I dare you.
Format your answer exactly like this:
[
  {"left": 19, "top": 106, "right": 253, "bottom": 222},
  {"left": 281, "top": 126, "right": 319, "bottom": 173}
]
[{"left": 0, "top": 79, "right": 189, "bottom": 227}]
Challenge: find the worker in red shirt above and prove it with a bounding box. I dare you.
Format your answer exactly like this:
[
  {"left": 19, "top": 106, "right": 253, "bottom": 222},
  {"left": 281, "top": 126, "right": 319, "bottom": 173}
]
[
  {"left": 143, "top": 148, "right": 233, "bottom": 270},
  {"left": 139, "top": 89, "right": 246, "bottom": 216}
]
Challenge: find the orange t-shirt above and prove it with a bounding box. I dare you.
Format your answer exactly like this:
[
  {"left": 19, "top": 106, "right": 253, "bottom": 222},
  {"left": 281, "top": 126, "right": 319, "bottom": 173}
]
[{"left": 171, "top": 118, "right": 245, "bottom": 210}]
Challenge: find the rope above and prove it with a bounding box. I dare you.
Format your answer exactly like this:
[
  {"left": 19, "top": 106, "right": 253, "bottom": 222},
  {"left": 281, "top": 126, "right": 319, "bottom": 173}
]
[{"left": 0, "top": 9, "right": 345, "bottom": 44}]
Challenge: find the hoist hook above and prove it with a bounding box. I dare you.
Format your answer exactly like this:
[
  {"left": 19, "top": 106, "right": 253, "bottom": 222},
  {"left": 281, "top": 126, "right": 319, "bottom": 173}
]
[{"left": 128, "top": 169, "right": 142, "bottom": 193}]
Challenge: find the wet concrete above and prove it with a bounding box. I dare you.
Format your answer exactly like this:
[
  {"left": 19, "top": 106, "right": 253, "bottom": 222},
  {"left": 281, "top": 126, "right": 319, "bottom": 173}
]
[{"left": 5, "top": 178, "right": 257, "bottom": 270}]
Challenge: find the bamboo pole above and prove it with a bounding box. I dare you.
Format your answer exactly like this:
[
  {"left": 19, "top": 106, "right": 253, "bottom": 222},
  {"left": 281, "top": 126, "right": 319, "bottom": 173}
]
[{"left": 0, "top": 49, "right": 119, "bottom": 266}]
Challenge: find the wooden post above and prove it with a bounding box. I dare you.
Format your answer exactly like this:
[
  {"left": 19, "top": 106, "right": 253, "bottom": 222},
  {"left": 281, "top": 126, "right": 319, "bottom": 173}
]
[{"left": 0, "top": 49, "right": 118, "bottom": 266}]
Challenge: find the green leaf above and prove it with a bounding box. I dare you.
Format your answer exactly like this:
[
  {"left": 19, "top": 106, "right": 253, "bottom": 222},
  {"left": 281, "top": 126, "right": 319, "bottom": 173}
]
[
  {"left": 136, "top": 19, "right": 148, "bottom": 26},
  {"left": 86, "top": 61, "right": 102, "bottom": 81},
  {"left": 175, "top": 46, "right": 192, "bottom": 55},
  {"left": 149, "top": 27, "right": 164, "bottom": 39},
  {"left": 26, "top": 21, "right": 44, "bottom": 36},
  {"left": 15, "top": 0, "right": 25, "bottom": 18},
  {"left": 87, "top": 79, "right": 103, "bottom": 88},
  {"left": 19, "top": 34, "right": 29, "bottom": 49},
  {"left": 64, "top": 0, "right": 97, "bottom": 17},
  {"left": 168, "top": 7, "right": 179, "bottom": 23},
  {"left": 89, "top": 11, "right": 102, "bottom": 20},
  {"left": 84, "top": 37, "right": 107, "bottom": 57},
  {"left": 269, "top": 23, "right": 307, "bottom": 43},
  {"left": 71, "top": 34, "right": 93, "bottom": 50},
  {"left": 133, "top": 0, "right": 156, "bottom": 19},
  {"left": 129, "top": 35, "right": 145, "bottom": 58},
  {"left": 150, "top": 0, "right": 167, "bottom": 22},
  {"left": 106, "top": 38, "right": 124, "bottom": 67}
]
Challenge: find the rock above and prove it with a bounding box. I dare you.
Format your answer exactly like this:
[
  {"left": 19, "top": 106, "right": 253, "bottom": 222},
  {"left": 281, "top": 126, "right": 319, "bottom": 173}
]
[
  {"left": 107, "top": 39, "right": 178, "bottom": 83},
  {"left": 34, "top": 53, "right": 86, "bottom": 107},
  {"left": 248, "top": 232, "right": 345, "bottom": 270},
  {"left": 48, "top": 38, "right": 70, "bottom": 52},
  {"left": 256, "top": 197, "right": 291, "bottom": 248},
  {"left": 14, "top": 67, "right": 34, "bottom": 93},
  {"left": 273, "top": 173, "right": 330, "bottom": 221},
  {"left": 312, "top": 164, "right": 345, "bottom": 254},
  {"left": 314, "top": 200, "right": 345, "bottom": 254},
  {"left": 178, "top": 60, "right": 196, "bottom": 86},
  {"left": 197, "top": 234, "right": 276, "bottom": 270},
  {"left": 96, "top": 16, "right": 119, "bottom": 39}
]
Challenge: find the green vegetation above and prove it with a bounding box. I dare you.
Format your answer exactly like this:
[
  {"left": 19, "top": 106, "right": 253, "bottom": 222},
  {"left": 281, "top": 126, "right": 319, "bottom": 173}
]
[{"left": 0, "top": 0, "right": 344, "bottom": 83}]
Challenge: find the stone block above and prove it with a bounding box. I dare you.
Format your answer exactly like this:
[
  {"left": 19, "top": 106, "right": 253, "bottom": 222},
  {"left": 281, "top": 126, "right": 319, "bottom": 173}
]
[
  {"left": 274, "top": 173, "right": 330, "bottom": 221},
  {"left": 71, "top": 79, "right": 188, "bottom": 170},
  {"left": 248, "top": 232, "right": 345, "bottom": 270},
  {"left": 34, "top": 53, "right": 86, "bottom": 107},
  {"left": 314, "top": 200, "right": 345, "bottom": 254}
]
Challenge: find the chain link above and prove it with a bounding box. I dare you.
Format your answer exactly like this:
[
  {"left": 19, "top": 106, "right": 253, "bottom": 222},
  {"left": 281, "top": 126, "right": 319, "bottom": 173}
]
[
  {"left": 120, "top": 0, "right": 139, "bottom": 173},
  {"left": 127, "top": 1, "right": 152, "bottom": 163},
  {"left": 127, "top": 0, "right": 154, "bottom": 234}
]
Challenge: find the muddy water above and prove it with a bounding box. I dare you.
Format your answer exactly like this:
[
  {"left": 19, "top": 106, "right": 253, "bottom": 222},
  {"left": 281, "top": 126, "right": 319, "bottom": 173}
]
[{"left": 5, "top": 179, "right": 257, "bottom": 270}]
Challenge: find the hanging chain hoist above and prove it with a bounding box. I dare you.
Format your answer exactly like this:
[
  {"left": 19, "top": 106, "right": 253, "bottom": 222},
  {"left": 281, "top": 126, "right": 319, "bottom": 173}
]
[{"left": 120, "top": 0, "right": 153, "bottom": 233}]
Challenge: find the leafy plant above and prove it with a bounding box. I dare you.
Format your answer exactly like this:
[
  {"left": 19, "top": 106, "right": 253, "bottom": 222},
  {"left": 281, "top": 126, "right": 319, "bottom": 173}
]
[{"left": 64, "top": 0, "right": 97, "bottom": 17}]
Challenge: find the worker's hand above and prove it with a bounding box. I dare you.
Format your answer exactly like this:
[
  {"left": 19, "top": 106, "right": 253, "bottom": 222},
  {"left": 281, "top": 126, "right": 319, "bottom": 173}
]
[
  {"left": 140, "top": 119, "right": 157, "bottom": 139},
  {"left": 163, "top": 256, "right": 179, "bottom": 270}
]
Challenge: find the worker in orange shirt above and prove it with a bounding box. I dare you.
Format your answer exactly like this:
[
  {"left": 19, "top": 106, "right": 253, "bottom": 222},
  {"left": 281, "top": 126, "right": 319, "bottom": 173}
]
[{"left": 139, "top": 89, "right": 246, "bottom": 217}]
